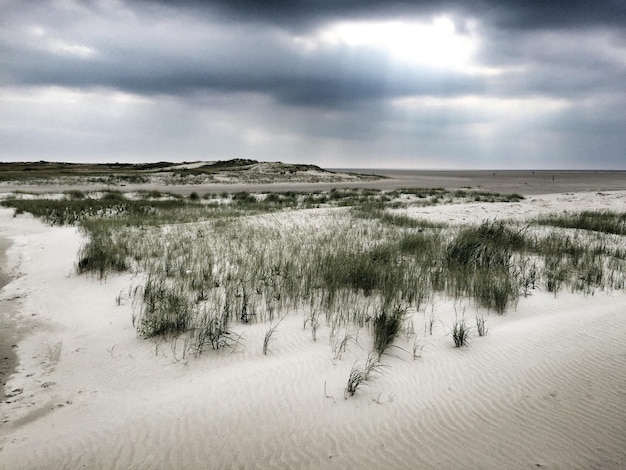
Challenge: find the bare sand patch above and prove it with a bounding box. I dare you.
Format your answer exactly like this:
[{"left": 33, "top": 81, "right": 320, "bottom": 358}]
[{"left": 399, "top": 190, "right": 626, "bottom": 225}]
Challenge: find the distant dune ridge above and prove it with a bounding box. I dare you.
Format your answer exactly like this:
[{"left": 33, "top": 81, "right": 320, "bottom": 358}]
[
  {"left": 0, "top": 177, "right": 625, "bottom": 469},
  {"left": 0, "top": 159, "right": 384, "bottom": 186},
  {"left": 2, "top": 162, "right": 626, "bottom": 197}
]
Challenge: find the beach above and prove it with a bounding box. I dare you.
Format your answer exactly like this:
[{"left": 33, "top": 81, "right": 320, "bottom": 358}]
[
  {"left": 0, "top": 187, "right": 625, "bottom": 469},
  {"left": 1, "top": 170, "right": 625, "bottom": 197}
]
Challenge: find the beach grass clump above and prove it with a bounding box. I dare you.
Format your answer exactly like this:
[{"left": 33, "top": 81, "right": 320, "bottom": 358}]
[
  {"left": 0, "top": 196, "right": 209, "bottom": 226},
  {"left": 572, "top": 252, "right": 604, "bottom": 294},
  {"left": 462, "top": 190, "right": 524, "bottom": 203},
  {"left": 542, "top": 254, "right": 569, "bottom": 295},
  {"left": 320, "top": 242, "right": 403, "bottom": 298},
  {"left": 382, "top": 213, "right": 447, "bottom": 229},
  {"left": 532, "top": 232, "right": 586, "bottom": 261},
  {"left": 516, "top": 258, "right": 539, "bottom": 296},
  {"left": 371, "top": 305, "right": 406, "bottom": 357},
  {"left": 534, "top": 210, "right": 626, "bottom": 236},
  {"left": 451, "top": 316, "right": 470, "bottom": 347},
  {"left": 76, "top": 221, "right": 130, "bottom": 279},
  {"left": 396, "top": 187, "right": 523, "bottom": 205},
  {"left": 263, "top": 317, "right": 285, "bottom": 355},
  {"left": 134, "top": 275, "right": 193, "bottom": 337},
  {"left": 475, "top": 314, "right": 488, "bottom": 336},
  {"left": 445, "top": 221, "right": 526, "bottom": 312},
  {"left": 330, "top": 328, "right": 357, "bottom": 361},
  {"left": 187, "top": 303, "right": 235, "bottom": 354},
  {"left": 344, "top": 353, "right": 386, "bottom": 398},
  {"left": 471, "top": 269, "right": 518, "bottom": 314},
  {"left": 446, "top": 221, "right": 526, "bottom": 271}
]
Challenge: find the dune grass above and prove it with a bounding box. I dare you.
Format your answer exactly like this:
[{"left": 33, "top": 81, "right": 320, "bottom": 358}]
[
  {"left": 76, "top": 221, "right": 130, "bottom": 279},
  {"left": 345, "top": 353, "right": 386, "bottom": 398},
  {"left": 3, "top": 190, "right": 626, "bottom": 380},
  {"left": 371, "top": 305, "right": 406, "bottom": 358},
  {"left": 534, "top": 210, "right": 626, "bottom": 236}
]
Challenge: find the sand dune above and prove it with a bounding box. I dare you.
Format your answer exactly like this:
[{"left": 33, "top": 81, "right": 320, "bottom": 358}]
[{"left": 1, "top": 192, "right": 625, "bottom": 469}]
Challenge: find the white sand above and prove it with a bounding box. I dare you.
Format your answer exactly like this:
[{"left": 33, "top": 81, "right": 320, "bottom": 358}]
[
  {"left": 1, "top": 192, "right": 625, "bottom": 469},
  {"left": 400, "top": 190, "right": 626, "bottom": 224}
]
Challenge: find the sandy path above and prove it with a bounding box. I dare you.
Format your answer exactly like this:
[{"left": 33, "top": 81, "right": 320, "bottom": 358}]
[{"left": 0, "top": 192, "right": 625, "bottom": 469}]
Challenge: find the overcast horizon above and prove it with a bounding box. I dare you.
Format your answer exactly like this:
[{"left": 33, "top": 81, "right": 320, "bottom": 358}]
[{"left": 2, "top": 1, "right": 625, "bottom": 169}]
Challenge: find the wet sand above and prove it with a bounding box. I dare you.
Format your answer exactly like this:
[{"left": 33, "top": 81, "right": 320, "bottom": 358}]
[
  {"left": 1, "top": 169, "right": 625, "bottom": 196},
  {"left": 0, "top": 235, "right": 16, "bottom": 403},
  {"left": 0, "top": 237, "right": 9, "bottom": 289}
]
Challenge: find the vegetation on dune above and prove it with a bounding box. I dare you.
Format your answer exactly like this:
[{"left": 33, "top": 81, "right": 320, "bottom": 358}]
[
  {"left": 372, "top": 306, "right": 406, "bottom": 358},
  {"left": 445, "top": 221, "right": 526, "bottom": 313},
  {"left": 534, "top": 210, "right": 626, "bottom": 236},
  {"left": 0, "top": 159, "right": 385, "bottom": 185},
  {"left": 3, "top": 187, "right": 626, "bottom": 396},
  {"left": 76, "top": 221, "right": 130, "bottom": 279},
  {"left": 345, "top": 353, "right": 386, "bottom": 398}
]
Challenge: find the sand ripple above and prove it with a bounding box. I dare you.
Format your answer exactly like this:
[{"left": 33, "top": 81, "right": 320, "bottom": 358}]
[{"left": 1, "top": 201, "right": 626, "bottom": 469}]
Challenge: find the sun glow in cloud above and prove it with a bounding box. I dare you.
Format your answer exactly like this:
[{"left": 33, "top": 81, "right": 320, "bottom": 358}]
[
  {"left": 295, "top": 16, "right": 478, "bottom": 70},
  {"left": 392, "top": 95, "right": 572, "bottom": 115},
  {"left": 28, "top": 25, "right": 97, "bottom": 58}
]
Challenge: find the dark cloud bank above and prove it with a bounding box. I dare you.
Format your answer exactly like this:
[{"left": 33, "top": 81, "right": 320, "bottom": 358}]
[{"left": 1, "top": 0, "right": 625, "bottom": 168}]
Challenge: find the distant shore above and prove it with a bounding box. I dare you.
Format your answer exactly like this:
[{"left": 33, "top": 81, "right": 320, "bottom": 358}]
[
  {"left": 337, "top": 169, "right": 626, "bottom": 195},
  {"left": 1, "top": 169, "right": 625, "bottom": 197}
]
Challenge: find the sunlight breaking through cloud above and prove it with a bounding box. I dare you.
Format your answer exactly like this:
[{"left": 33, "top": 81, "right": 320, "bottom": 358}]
[
  {"left": 28, "top": 25, "right": 98, "bottom": 58},
  {"left": 391, "top": 95, "right": 572, "bottom": 116},
  {"left": 295, "top": 17, "right": 478, "bottom": 70}
]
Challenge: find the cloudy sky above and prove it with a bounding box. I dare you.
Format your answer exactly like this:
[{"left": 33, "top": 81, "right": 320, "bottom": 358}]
[{"left": 1, "top": 0, "right": 625, "bottom": 169}]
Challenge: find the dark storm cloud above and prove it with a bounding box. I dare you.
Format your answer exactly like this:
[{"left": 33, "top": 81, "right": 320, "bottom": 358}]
[
  {"left": 2, "top": 0, "right": 624, "bottom": 105},
  {"left": 3, "top": 41, "right": 480, "bottom": 108},
  {"left": 140, "top": 0, "right": 626, "bottom": 30},
  {"left": 1, "top": 2, "right": 485, "bottom": 107},
  {"left": 138, "top": 0, "right": 456, "bottom": 29},
  {"left": 1, "top": 0, "right": 625, "bottom": 168}
]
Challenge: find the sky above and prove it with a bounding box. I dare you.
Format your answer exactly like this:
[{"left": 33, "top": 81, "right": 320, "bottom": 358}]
[{"left": 1, "top": 0, "right": 625, "bottom": 169}]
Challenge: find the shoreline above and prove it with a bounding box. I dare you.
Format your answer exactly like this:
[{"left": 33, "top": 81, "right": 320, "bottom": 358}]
[
  {"left": 1, "top": 169, "right": 625, "bottom": 197},
  {"left": 0, "top": 235, "right": 16, "bottom": 403}
]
